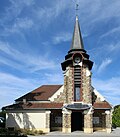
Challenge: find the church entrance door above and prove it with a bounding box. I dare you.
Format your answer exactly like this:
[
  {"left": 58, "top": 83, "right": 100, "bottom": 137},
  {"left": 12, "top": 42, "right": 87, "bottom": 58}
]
[{"left": 71, "top": 111, "right": 83, "bottom": 131}]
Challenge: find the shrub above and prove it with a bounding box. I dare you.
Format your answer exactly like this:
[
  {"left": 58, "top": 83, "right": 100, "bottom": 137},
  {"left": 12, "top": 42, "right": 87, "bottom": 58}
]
[
  {"left": 0, "top": 128, "right": 27, "bottom": 136},
  {"left": 112, "top": 105, "right": 120, "bottom": 127},
  {"left": 0, "top": 128, "right": 44, "bottom": 136},
  {"left": 20, "top": 129, "right": 44, "bottom": 135}
]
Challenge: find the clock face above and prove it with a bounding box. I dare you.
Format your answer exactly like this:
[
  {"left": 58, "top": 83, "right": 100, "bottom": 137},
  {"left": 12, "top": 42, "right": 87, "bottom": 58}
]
[{"left": 74, "top": 56, "right": 81, "bottom": 63}]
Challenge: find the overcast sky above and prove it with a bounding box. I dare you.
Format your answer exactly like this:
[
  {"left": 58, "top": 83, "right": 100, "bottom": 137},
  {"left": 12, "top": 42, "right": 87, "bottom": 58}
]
[{"left": 0, "top": 0, "right": 120, "bottom": 109}]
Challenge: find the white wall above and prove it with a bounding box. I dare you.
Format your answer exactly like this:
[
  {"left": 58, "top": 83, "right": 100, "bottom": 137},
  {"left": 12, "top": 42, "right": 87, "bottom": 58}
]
[
  {"left": 6, "top": 111, "right": 46, "bottom": 130},
  {"left": 6, "top": 113, "right": 23, "bottom": 128},
  {"left": 27, "top": 112, "right": 46, "bottom": 129}
]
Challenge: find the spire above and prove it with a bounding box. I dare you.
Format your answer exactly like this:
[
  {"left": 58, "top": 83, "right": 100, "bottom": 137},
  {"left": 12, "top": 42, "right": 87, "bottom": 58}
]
[{"left": 71, "top": 16, "right": 84, "bottom": 50}]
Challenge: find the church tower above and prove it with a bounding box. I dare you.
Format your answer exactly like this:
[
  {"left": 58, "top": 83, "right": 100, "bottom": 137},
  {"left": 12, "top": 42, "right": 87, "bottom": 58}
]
[
  {"left": 61, "top": 16, "right": 94, "bottom": 133},
  {"left": 61, "top": 15, "right": 93, "bottom": 104}
]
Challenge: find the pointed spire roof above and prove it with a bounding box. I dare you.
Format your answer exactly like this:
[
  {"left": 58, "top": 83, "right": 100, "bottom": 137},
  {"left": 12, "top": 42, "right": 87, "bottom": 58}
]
[{"left": 71, "top": 16, "right": 84, "bottom": 50}]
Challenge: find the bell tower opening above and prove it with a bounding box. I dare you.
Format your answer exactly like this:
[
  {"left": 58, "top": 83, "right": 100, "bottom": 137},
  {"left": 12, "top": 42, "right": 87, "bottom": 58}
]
[{"left": 74, "top": 65, "right": 81, "bottom": 101}]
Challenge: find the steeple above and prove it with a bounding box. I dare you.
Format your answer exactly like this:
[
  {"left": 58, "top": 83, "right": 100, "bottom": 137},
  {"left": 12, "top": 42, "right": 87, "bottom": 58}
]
[
  {"left": 61, "top": 15, "right": 93, "bottom": 71},
  {"left": 71, "top": 16, "right": 84, "bottom": 50}
]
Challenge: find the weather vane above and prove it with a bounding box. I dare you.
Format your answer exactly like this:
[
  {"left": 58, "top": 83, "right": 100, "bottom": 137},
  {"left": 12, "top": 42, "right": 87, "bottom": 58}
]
[{"left": 75, "top": 3, "right": 79, "bottom": 16}]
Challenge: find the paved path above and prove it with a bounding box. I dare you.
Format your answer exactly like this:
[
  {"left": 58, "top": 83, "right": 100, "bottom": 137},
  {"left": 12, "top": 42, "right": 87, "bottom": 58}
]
[{"left": 28, "top": 128, "right": 120, "bottom": 137}]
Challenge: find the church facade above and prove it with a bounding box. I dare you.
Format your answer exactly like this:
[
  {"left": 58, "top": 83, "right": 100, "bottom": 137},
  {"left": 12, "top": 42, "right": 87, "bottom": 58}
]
[{"left": 3, "top": 16, "right": 112, "bottom": 134}]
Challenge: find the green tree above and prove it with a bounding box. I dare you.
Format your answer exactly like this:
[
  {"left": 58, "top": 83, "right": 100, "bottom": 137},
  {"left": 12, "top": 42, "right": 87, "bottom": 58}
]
[
  {"left": 112, "top": 105, "right": 120, "bottom": 127},
  {"left": 0, "top": 110, "right": 6, "bottom": 118},
  {"left": 0, "top": 110, "right": 6, "bottom": 128}
]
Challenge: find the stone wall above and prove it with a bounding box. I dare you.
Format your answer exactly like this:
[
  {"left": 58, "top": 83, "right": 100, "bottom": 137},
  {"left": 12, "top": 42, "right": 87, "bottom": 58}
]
[
  {"left": 54, "top": 67, "right": 74, "bottom": 103},
  {"left": 54, "top": 65, "right": 93, "bottom": 105},
  {"left": 62, "top": 110, "right": 71, "bottom": 133},
  {"left": 106, "top": 114, "right": 111, "bottom": 128},
  {"left": 84, "top": 113, "right": 93, "bottom": 133},
  {"left": 105, "top": 110, "right": 112, "bottom": 133},
  {"left": 82, "top": 66, "right": 92, "bottom": 104}
]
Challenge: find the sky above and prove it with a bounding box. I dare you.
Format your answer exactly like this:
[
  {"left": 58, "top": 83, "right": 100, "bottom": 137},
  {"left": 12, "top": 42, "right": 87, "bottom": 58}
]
[{"left": 0, "top": 0, "right": 120, "bottom": 109}]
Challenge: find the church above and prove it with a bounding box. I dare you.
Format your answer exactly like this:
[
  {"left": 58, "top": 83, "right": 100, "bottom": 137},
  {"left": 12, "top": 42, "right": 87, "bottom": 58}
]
[{"left": 3, "top": 15, "right": 112, "bottom": 134}]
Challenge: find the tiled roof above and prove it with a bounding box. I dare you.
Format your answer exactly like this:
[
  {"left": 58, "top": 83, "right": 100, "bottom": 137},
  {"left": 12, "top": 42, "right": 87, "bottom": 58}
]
[
  {"left": 3, "top": 102, "right": 63, "bottom": 110},
  {"left": 3, "top": 101, "right": 112, "bottom": 110},
  {"left": 15, "top": 85, "right": 62, "bottom": 101},
  {"left": 3, "top": 84, "right": 112, "bottom": 111},
  {"left": 93, "top": 101, "right": 112, "bottom": 109}
]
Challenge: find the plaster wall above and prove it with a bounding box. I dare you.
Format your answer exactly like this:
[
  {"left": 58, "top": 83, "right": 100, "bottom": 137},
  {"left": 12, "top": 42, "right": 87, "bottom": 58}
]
[
  {"left": 6, "top": 113, "right": 23, "bottom": 129},
  {"left": 6, "top": 112, "right": 46, "bottom": 130}
]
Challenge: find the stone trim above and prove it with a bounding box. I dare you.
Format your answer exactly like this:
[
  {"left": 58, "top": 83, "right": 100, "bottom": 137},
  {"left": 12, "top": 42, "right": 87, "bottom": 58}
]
[
  {"left": 49, "top": 86, "right": 64, "bottom": 102},
  {"left": 45, "top": 111, "right": 51, "bottom": 132},
  {"left": 84, "top": 128, "right": 93, "bottom": 133},
  {"left": 105, "top": 111, "right": 112, "bottom": 133},
  {"left": 62, "top": 128, "right": 71, "bottom": 133},
  {"left": 93, "top": 127, "right": 106, "bottom": 131},
  {"left": 106, "top": 128, "right": 112, "bottom": 133}
]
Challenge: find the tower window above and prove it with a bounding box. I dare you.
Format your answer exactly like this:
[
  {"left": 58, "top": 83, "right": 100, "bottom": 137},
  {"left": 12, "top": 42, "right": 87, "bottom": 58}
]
[
  {"left": 74, "top": 86, "right": 80, "bottom": 101},
  {"left": 74, "top": 66, "right": 81, "bottom": 101}
]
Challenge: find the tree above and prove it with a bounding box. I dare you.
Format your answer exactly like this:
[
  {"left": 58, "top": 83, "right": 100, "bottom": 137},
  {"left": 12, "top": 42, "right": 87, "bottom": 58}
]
[
  {"left": 112, "top": 105, "right": 120, "bottom": 127},
  {"left": 0, "top": 110, "right": 6, "bottom": 128}
]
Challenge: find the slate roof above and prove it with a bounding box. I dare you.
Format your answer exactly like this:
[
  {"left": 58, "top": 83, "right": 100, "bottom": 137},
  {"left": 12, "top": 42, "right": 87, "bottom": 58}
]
[
  {"left": 15, "top": 85, "right": 62, "bottom": 102},
  {"left": 71, "top": 16, "right": 84, "bottom": 50}
]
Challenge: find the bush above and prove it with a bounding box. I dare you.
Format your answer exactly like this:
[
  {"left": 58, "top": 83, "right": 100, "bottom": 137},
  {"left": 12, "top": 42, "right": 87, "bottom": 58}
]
[
  {"left": 0, "top": 128, "right": 6, "bottom": 134},
  {"left": 20, "top": 129, "right": 44, "bottom": 135},
  {"left": 0, "top": 128, "right": 27, "bottom": 136},
  {"left": 0, "top": 128, "right": 44, "bottom": 136},
  {"left": 112, "top": 105, "right": 120, "bottom": 127}
]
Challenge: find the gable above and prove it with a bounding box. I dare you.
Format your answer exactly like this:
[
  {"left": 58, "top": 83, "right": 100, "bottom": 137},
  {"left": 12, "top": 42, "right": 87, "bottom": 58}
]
[
  {"left": 15, "top": 85, "right": 62, "bottom": 102},
  {"left": 48, "top": 85, "right": 64, "bottom": 102},
  {"left": 92, "top": 87, "right": 112, "bottom": 109},
  {"left": 92, "top": 87, "right": 105, "bottom": 102}
]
